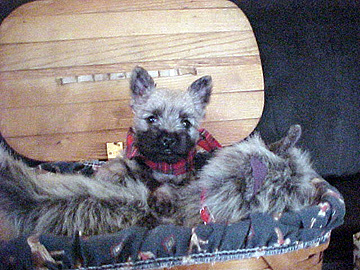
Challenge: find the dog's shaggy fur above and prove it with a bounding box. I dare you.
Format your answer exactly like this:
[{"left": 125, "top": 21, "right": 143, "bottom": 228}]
[
  {"left": 0, "top": 151, "right": 150, "bottom": 236},
  {"left": 0, "top": 67, "right": 213, "bottom": 237},
  {"left": 179, "top": 125, "right": 319, "bottom": 227}
]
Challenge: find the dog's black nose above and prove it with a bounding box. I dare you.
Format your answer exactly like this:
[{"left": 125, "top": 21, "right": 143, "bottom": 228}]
[{"left": 161, "top": 136, "right": 176, "bottom": 148}]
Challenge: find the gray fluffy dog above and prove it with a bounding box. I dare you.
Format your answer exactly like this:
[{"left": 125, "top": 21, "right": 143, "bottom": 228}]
[
  {"left": 0, "top": 67, "right": 213, "bottom": 237},
  {"left": 179, "top": 124, "right": 319, "bottom": 227}
]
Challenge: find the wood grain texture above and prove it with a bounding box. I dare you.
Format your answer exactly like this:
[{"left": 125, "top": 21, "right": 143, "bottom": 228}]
[
  {"left": 170, "top": 257, "right": 269, "bottom": 269},
  {"left": 8, "top": 0, "right": 237, "bottom": 17},
  {"left": 159, "top": 242, "right": 328, "bottom": 270},
  {"left": 0, "top": 0, "right": 264, "bottom": 161},
  {"left": 263, "top": 242, "right": 329, "bottom": 270},
  {"left": 0, "top": 31, "right": 258, "bottom": 71},
  {"left": 0, "top": 9, "right": 251, "bottom": 44},
  {"left": 1, "top": 91, "right": 264, "bottom": 137}
]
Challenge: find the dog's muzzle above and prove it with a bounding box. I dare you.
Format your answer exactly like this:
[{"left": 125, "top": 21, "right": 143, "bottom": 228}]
[{"left": 125, "top": 128, "right": 222, "bottom": 175}]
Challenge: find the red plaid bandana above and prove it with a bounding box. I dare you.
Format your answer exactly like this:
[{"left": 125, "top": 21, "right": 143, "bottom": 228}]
[{"left": 125, "top": 128, "right": 221, "bottom": 175}]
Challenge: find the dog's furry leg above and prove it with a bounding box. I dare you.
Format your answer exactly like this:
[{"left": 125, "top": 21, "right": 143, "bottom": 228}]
[{"left": 0, "top": 146, "right": 153, "bottom": 237}]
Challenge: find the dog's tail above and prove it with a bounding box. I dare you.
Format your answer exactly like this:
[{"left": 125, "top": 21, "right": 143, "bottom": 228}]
[{"left": 0, "top": 145, "right": 151, "bottom": 236}]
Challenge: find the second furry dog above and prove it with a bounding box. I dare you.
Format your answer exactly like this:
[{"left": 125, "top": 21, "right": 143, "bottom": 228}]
[{"left": 179, "top": 125, "right": 319, "bottom": 227}]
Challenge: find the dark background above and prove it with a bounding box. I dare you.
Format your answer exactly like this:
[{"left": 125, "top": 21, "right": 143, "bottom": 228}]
[{"left": 1, "top": 0, "right": 359, "bottom": 269}]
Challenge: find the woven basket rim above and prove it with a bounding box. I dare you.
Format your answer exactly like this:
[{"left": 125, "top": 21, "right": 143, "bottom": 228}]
[{"left": 85, "top": 234, "right": 330, "bottom": 270}]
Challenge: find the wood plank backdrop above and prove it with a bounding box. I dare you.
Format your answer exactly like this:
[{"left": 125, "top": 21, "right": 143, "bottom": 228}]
[{"left": 0, "top": 0, "right": 264, "bottom": 161}]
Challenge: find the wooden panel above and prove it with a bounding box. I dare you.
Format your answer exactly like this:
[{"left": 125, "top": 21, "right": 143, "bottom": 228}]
[
  {"left": 9, "top": 0, "right": 237, "bottom": 17},
  {"left": 0, "top": 9, "right": 251, "bottom": 44},
  {"left": 0, "top": 31, "right": 258, "bottom": 71},
  {"left": 5, "top": 119, "right": 259, "bottom": 161},
  {"left": 0, "top": 0, "right": 264, "bottom": 161},
  {"left": 1, "top": 91, "right": 264, "bottom": 137}
]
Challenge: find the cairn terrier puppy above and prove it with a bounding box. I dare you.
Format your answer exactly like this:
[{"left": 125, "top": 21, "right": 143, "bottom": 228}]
[
  {"left": 96, "top": 67, "right": 216, "bottom": 220},
  {"left": 0, "top": 67, "right": 214, "bottom": 237},
  {"left": 180, "top": 125, "right": 319, "bottom": 227}
]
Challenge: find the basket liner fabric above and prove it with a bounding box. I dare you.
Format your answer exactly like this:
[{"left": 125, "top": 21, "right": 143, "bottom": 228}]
[{"left": 0, "top": 174, "right": 344, "bottom": 270}]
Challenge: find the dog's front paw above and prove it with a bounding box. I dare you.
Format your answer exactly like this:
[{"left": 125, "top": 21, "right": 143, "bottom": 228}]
[{"left": 148, "top": 185, "right": 176, "bottom": 217}]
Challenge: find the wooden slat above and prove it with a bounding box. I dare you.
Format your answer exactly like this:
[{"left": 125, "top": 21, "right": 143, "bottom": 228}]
[
  {"left": 0, "top": 91, "right": 264, "bottom": 138},
  {"left": 0, "top": 56, "right": 261, "bottom": 80},
  {"left": 166, "top": 243, "right": 329, "bottom": 270},
  {"left": 294, "top": 252, "right": 322, "bottom": 269},
  {"left": 0, "top": 64, "right": 263, "bottom": 108},
  {"left": 169, "top": 256, "right": 269, "bottom": 270},
  {"left": 0, "top": 9, "right": 251, "bottom": 44},
  {"left": 8, "top": 0, "right": 238, "bottom": 17},
  {"left": 263, "top": 242, "right": 329, "bottom": 270},
  {"left": 5, "top": 119, "right": 260, "bottom": 161},
  {"left": 1, "top": 101, "right": 132, "bottom": 138},
  {"left": 0, "top": 31, "right": 258, "bottom": 72},
  {"left": 208, "top": 91, "right": 263, "bottom": 121},
  {"left": 308, "top": 262, "right": 323, "bottom": 270}
]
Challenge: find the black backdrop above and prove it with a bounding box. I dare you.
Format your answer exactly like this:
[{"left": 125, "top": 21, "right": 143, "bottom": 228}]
[
  {"left": 1, "top": 0, "right": 359, "bottom": 268},
  {"left": 231, "top": 0, "right": 359, "bottom": 177}
]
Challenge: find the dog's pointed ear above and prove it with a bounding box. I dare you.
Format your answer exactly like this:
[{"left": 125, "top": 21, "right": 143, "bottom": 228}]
[
  {"left": 269, "top": 125, "right": 302, "bottom": 156},
  {"left": 188, "top": 76, "right": 212, "bottom": 109},
  {"left": 130, "top": 66, "right": 155, "bottom": 104}
]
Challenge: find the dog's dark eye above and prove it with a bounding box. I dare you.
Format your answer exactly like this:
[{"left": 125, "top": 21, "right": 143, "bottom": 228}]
[
  {"left": 181, "top": 119, "right": 192, "bottom": 129},
  {"left": 146, "top": 115, "right": 158, "bottom": 124}
]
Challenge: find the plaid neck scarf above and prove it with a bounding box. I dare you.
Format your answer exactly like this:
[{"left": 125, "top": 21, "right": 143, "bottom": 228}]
[{"left": 126, "top": 128, "right": 222, "bottom": 176}]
